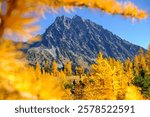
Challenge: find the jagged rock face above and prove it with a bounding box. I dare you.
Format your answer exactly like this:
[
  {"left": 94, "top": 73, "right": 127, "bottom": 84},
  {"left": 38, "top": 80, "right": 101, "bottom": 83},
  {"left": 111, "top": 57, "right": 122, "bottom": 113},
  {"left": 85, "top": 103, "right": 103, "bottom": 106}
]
[{"left": 27, "top": 15, "right": 144, "bottom": 68}]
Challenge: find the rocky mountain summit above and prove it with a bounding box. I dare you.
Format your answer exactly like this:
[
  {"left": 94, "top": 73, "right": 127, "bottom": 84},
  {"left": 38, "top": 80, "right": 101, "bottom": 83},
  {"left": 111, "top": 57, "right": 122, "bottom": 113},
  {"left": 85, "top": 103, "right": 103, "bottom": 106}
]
[{"left": 26, "top": 15, "right": 145, "bottom": 69}]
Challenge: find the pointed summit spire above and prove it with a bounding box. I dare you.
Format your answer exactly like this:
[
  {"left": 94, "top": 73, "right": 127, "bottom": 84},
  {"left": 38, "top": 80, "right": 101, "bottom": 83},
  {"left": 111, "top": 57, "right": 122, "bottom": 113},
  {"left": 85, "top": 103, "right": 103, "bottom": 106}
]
[
  {"left": 55, "top": 15, "right": 71, "bottom": 22},
  {"left": 73, "top": 15, "right": 82, "bottom": 19},
  {"left": 53, "top": 15, "right": 71, "bottom": 27},
  {"left": 72, "top": 15, "right": 83, "bottom": 21}
]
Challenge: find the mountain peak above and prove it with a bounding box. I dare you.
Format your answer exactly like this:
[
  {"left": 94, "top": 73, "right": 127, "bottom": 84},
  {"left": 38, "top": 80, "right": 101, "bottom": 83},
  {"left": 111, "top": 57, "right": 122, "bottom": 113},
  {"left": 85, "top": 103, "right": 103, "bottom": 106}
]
[
  {"left": 27, "top": 15, "right": 145, "bottom": 69},
  {"left": 54, "top": 15, "right": 71, "bottom": 23},
  {"left": 72, "top": 15, "right": 82, "bottom": 19},
  {"left": 72, "top": 15, "right": 84, "bottom": 22}
]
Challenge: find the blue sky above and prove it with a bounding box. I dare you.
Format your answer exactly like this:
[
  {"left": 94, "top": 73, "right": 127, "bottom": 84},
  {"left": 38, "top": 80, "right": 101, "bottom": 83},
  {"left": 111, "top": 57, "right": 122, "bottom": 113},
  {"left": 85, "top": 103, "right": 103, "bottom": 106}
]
[{"left": 37, "top": 0, "right": 150, "bottom": 49}]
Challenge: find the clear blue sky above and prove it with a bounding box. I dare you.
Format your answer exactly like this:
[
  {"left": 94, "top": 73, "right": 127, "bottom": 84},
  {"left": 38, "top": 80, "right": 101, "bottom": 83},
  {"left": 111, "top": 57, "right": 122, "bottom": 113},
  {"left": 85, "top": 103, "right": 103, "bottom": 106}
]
[{"left": 37, "top": 0, "right": 150, "bottom": 49}]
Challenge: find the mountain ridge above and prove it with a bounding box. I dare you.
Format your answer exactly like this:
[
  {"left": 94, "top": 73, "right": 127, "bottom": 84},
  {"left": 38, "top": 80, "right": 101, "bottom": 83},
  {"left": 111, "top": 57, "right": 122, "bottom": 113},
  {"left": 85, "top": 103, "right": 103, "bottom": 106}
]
[{"left": 26, "top": 15, "right": 146, "bottom": 69}]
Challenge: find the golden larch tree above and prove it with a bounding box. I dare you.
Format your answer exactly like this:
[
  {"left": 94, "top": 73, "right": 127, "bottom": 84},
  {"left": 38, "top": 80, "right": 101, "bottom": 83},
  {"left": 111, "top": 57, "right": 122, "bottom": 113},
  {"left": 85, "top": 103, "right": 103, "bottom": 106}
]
[
  {"left": 64, "top": 61, "right": 72, "bottom": 76},
  {"left": 75, "top": 66, "right": 84, "bottom": 77},
  {"left": 146, "top": 44, "right": 150, "bottom": 75},
  {"left": 124, "top": 58, "right": 134, "bottom": 84},
  {"left": 83, "top": 52, "right": 115, "bottom": 100},
  {"left": 52, "top": 60, "right": 58, "bottom": 76},
  {"left": 44, "top": 60, "right": 51, "bottom": 73}
]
